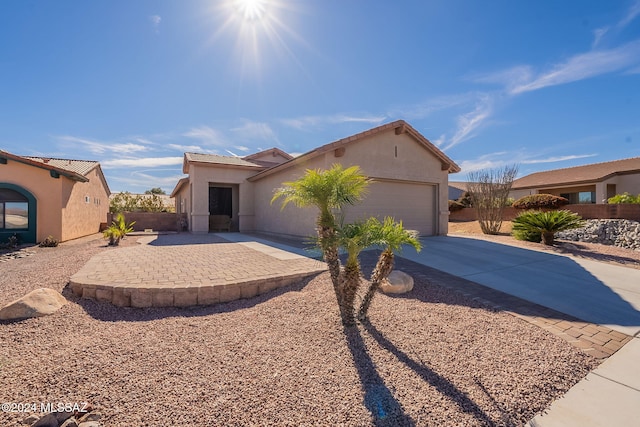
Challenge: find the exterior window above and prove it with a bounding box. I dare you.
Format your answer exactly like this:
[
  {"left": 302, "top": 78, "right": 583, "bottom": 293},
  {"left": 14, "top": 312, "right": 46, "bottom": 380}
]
[
  {"left": 85, "top": 196, "right": 91, "bottom": 203},
  {"left": 3, "top": 202, "right": 29, "bottom": 229},
  {"left": 579, "top": 191, "right": 596, "bottom": 204},
  {"left": 0, "top": 188, "right": 29, "bottom": 230},
  {"left": 560, "top": 191, "right": 596, "bottom": 204}
]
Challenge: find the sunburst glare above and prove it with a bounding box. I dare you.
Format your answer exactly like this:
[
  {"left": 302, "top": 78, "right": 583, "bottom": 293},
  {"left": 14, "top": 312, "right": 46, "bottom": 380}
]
[{"left": 202, "top": 0, "right": 311, "bottom": 81}]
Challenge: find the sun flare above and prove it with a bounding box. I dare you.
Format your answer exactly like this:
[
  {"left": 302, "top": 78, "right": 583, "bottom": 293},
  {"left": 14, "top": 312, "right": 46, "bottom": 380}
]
[{"left": 233, "top": 0, "right": 267, "bottom": 21}]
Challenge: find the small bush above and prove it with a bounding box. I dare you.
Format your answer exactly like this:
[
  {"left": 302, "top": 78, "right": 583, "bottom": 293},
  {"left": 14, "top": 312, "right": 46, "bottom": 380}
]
[
  {"left": 512, "top": 194, "right": 569, "bottom": 209},
  {"left": 449, "top": 200, "right": 466, "bottom": 211},
  {"left": 512, "top": 209, "right": 584, "bottom": 245},
  {"left": 457, "top": 191, "right": 473, "bottom": 207},
  {"left": 512, "top": 229, "right": 542, "bottom": 243},
  {"left": 1, "top": 234, "right": 19, "bottom": 250},
  {"left": 39, "top": 235, "right": 59, "bottom": 247},
  {"left": 607, "top": 192, "right": 640, "bottom": 204}
]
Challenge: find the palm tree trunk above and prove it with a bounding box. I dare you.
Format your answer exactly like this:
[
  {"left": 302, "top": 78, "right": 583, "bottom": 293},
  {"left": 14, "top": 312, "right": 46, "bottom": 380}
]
[
  {"left": 357, "top": 250, "right": 394, "bottom": 321},
  {"left": 318, "top": 225, "right": 351, "bottom": 325},
  {"left": 341, "top": 261, "right": 361, "bottom": 326},
  {"left": 542, "top": 231, "right": 555, "bottom": 246}
]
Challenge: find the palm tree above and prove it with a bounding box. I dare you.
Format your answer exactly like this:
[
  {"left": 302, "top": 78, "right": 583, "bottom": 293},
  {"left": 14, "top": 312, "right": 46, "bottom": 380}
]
[
  {"left": 512, "top": 210, "right": 584, "bottom": 246},
  {"left": 103, "top": 213, "right": 135, "bottom": 246},
  {"left": 357, "top": 217, "right": 421, "bottom": 321},
  {"left": 336, "top": 219, "right": 379, "bottom": 325},
  {"left": 271, "top": 164, "right": 370, "bottom": 325}
]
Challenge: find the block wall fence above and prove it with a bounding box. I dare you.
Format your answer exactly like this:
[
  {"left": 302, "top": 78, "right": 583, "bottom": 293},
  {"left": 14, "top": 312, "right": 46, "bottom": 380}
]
[{"left": 449, "top": 204, "right": 640, "bottom": 222}]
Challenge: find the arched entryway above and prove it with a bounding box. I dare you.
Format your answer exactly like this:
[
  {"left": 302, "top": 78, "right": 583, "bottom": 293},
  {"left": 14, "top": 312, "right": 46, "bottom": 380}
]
[{"left": 0, "top": 183, "right": 37, "bottom": 244}]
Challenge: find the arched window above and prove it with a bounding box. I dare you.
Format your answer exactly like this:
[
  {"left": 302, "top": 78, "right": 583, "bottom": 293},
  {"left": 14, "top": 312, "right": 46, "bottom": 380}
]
[{"left": 0, "top": 188, "right": 29, "bottom": 230}]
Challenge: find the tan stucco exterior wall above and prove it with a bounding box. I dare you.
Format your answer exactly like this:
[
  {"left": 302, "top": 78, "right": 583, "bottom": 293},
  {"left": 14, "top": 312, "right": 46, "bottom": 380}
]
[
  {"left": 1, "top": 161, "right": 109, "bottom": 242},
  {"left": 187, "top": 164, "right": 258, "bottom": 233},
  {"left": 60, "top": 167, "right": 110, "bottom": 241},
  {"left": 252, "top": 129, "right": 451, "bottom": 238},
  {"left": 1, "top": 160, "right": 63, "bottom": 242}
]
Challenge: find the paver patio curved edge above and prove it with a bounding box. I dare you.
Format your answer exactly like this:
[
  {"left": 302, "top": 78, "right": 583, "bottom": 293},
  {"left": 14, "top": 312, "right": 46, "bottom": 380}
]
[{"left": 69, "top": 235, "right": 327, "bottom": 309}]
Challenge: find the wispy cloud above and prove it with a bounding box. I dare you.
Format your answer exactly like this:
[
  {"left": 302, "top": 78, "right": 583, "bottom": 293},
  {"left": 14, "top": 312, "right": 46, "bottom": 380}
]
[
  {"left": 387, "top": 94, "right": 475, "bottom": 120},
  {"left": 57, "top": 135, "right": 150, "bottom": 155},
  {"left": 522, "top": 154, "right": 598, "bottom": 164},
  {"left": 110, "top": 171, "right": 186, "bottom": 192},
  {"left": 231, "top": 120, "right": 280, "bottom": 144},
  {"left": 509, "top": 40, "right": 640, "bottom": 94},
  {"left": 101, "top": 157, "right": 183, "bottom": 168},
  {"left": 167, "top": 143, "right": 206, "bottom": 152},
  {"left": 454, "top": 152, "right": 511, "bottom": 175},
  {"left": 443, "top": 95, "right": 494, "bottom": 151},
  {"left": 592, "top": 27, "right": 609, "bottom": 48},
  {"left": 281, "top": 113, "right": 386, "bottom": 130},
  {"left": 453, "top": 151, "right": 598, "bottom": 175},
  {"left": 150, "top": 15, "right": 161, "bottom": 33},
  {"left": 618, "top": 0, "right": 640, "bottom": 29},
  {"left": 183, "top": 126, "right": 227, "bottom": 146}
]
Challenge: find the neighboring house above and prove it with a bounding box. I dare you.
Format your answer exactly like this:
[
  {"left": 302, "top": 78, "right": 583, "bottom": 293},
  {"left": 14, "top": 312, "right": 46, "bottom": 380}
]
[
  {"left": 448, "top": 181, "right": 469, "bottom": 200},
  {"left": 171, "top": 120, "right": 460, "bottom": 237},
  {"left": 0, "top": 150, "right": 110, "bottom": 244},
  {"left": 511, "top": 157, "right": 640, "bottom": 204}
]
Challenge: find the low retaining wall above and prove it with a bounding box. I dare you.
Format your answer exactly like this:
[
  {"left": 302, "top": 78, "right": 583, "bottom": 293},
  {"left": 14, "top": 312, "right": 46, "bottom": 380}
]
[
  {"left": 450, "top": 204, "right": 640, "bottom": 222},
  {"left": 106, "top": 212, "right": 178, "bottom": 232}
]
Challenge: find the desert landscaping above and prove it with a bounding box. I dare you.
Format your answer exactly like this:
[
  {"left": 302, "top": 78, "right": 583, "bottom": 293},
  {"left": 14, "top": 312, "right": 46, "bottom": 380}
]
[{"left": 3, "top": 222, "right": 636, "bottom": 425}]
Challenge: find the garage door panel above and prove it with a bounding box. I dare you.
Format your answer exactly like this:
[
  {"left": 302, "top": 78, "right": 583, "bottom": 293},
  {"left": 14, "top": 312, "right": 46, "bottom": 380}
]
[{"left": 343, "top": 182, "right": 436, "bottom": 236}]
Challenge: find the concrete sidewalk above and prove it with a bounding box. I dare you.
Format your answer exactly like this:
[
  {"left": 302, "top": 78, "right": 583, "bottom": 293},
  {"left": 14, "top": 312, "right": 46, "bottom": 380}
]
[{"left": 394, "top": 235, "right": 640, "bottom": 427}]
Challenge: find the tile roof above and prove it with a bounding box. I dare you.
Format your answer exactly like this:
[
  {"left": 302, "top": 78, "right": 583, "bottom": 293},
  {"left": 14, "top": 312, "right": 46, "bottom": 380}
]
[
  {"left": 513, "top": 157, "right": 640, "bottom": 189},
  {"left": 0, "top": 150, "right": 99, "bottom": 182},
  {"left": 23, "top": 156, "right": 99, "bottom": 176},
  {"left": 247, "top": 120, "right": 460, "bottom": 182},
  {"left": 184, "top": 152, "right": 264, "bottom": 168},
  {"left": 242, "top": 147, "right": 293, "bottom": 161}
]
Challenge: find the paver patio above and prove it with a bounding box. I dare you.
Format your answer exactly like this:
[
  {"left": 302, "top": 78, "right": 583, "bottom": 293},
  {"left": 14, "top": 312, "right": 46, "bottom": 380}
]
[{"left": 69, "top": 233, "right": 326, "bottom": 308}]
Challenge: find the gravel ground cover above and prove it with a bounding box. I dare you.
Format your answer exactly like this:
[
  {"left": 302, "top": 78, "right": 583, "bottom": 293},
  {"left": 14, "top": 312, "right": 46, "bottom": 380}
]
[{"left": 0, "top": 233, "right": 602, "bottom": 426}]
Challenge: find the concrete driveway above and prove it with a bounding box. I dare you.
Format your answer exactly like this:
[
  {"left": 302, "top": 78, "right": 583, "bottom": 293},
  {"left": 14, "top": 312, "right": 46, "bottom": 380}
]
[{"left": 398, "top": 235, "right": 640, "bottom": 337}]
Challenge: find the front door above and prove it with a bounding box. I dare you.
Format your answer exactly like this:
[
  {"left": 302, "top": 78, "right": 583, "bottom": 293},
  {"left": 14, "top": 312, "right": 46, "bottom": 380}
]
[{"left": 209, "top": 187, "right": 232, "bottom": 217}]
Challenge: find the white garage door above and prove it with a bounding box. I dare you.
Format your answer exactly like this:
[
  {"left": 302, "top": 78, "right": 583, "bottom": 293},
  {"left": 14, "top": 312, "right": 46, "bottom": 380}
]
[{"left": 343, "top": 181, "right": 437, "bottom": 236}]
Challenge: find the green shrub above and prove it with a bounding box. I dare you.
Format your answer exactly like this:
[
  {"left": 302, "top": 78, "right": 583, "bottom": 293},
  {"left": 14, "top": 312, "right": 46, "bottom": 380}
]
[
  {"left": 607, "top": 192, "right": 640, "bottom": 204},
  {"left": 512, "top": 194, "right": 569, "bottom": 209},
  {"left": 512, "top": 229, "right": 542, "bottom": 243},
  {"left": 457, "top": 191, "right": 473, "bottom": 207},
  {"left": 103, "top": 213, "right": 135, "bottom": 246},
  {"left": 449, "top": 200, "right": 466, "bottom": 211},
  {"left": 512, "top": 209, "right": 584, "bottom": 245},
  {"left": 39, "top": 235, "right": 59, "bottom": 247}
]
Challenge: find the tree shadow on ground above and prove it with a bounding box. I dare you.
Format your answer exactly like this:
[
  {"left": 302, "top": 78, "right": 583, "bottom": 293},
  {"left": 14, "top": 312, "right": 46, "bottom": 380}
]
[
  {"left": 358, "top": 321, "right": 503, "bottom": 426},
  {"left": 342, "top": 325, "right": 415, "bottom": 426},
  {"left": 357, "top": 235, "right": 640, "bottom": 333}
]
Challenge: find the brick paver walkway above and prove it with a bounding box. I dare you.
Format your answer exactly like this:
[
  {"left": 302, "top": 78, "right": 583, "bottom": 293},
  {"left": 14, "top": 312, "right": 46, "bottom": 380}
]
[{"left": 70, "top": 234, "right": 326, "bottom": 308}]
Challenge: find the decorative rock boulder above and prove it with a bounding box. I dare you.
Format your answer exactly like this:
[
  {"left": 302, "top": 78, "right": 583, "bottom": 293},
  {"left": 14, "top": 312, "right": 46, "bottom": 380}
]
[
  {"left": 380, "top": 270, "right": 414, "bottom": 294},
  {"left": 0, "top": 288, "right": 67, "bottom": 321}
]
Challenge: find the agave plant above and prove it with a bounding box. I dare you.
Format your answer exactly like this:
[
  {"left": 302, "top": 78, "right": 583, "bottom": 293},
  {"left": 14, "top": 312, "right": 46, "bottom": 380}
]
[{"left": 512, "top": 210, "right": 584, "bottom": 246}]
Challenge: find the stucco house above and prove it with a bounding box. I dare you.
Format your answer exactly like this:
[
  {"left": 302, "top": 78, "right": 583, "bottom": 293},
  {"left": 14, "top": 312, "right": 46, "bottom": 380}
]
[
  {"left": 171, "top": 120, "right": 460, "bottom": 238},
  {"left": 0, "top": 150, "right": 110, "bottom": 244},
  {"left": 511, "top": 157, "right": 640, "bottom": 204}
]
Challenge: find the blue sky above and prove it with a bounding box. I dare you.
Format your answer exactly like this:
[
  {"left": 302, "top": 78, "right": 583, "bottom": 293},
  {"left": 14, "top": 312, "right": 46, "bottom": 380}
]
[{"left": 1, "top": 0, "right": 639, "bottom": 193}]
